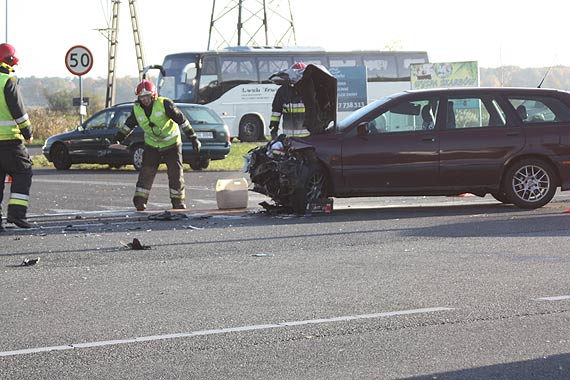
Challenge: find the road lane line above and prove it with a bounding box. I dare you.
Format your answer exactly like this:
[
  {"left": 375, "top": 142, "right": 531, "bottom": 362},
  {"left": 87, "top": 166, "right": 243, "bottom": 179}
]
[
  {"left": 535, "top": 295, "right": 570, "bottom": 301},
  {"left": 0, "top": 307, "right": 453, "bottom": 357},
  {"left": 33, "top": 178, "right": 209, "bottom": 191}
]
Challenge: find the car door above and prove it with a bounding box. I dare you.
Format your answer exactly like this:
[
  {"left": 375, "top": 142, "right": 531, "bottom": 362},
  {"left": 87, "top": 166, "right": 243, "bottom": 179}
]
[
  {"left": 340, "top": 97, "right": 441, "bottom": 194},
  {"left": 438, "top": 94, "right": 525, "bottom": 188},
  {"left": 68, "top": 108, "right": 117, "bottom": 160}
]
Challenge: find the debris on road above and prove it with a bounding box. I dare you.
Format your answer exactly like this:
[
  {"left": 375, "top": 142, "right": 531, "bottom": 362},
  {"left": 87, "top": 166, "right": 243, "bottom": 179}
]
[
  {"left": 63, "top": 225, "right": 87, "bottom": 232},
  {"left": 21, "top": 257, "right": 40, "bottom": 266},
  {"left": 120, "top": 238, "right": 151, "bottom": 250},
  {"left": 182, "top": 225, "right": 204, "bottom": 230},
  {"left": 148, "top": 211, "right": 188, "bottom": 221}
]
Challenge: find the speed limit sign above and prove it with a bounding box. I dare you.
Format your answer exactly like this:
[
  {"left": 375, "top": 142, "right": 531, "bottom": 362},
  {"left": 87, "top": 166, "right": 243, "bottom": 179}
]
[{"left": 65, "top": 45, "right": 93, "bottom": 76}]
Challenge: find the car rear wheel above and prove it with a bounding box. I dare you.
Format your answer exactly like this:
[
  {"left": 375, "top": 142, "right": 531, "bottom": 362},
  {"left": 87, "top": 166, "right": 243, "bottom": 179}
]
[
  {"left": 189, "top": 158, "right": 211, "bottom": 171},
  {"left": 503, "top": 158, "right": 556, "bottom": 209},
  {"left": 132, "top": 145, "right": 144, "bottom": 171},
  {"left": 239, "top": 115, "right": 263, "bottom": 142},
  {"left": 51, "top": 143, "right": 72, "bottom": 170},
  {"left": 292, "top": 164, "right": 328, "bottom": 214}
]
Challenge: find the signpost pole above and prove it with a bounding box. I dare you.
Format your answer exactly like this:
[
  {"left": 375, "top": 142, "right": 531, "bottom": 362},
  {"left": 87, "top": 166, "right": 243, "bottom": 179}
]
[
  {"left": 65, "top": 45, "right": 93, "bottom": 125},
  {"left": 79, "top": 75, "right": 84, "bottom": 124}
]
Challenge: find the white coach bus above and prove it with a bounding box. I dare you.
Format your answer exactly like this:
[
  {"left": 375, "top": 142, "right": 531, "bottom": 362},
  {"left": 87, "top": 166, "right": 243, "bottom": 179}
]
[{"left": 157, "top": 46, "right": 428, "bottom": 141}]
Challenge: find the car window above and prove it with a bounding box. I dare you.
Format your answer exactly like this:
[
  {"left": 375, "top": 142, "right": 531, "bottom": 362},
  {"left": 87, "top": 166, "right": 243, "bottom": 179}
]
[
  {"left": 446, "top": 96, "right": 506, "bottom": 129},
  {"left": 368, "top": 98, "right": 440, "bottom": 134},
  {"left": 84, "top": 110, "right": 114, "bottom": 131},
  {"left": 180, "top": 107, "right": 223, "bottom": 124},
  {"left": 109, "top": 109, "right": 131, "bottom": 129},
  {"left": 507, "top": 96, "right": 570, "bottom": 124}
]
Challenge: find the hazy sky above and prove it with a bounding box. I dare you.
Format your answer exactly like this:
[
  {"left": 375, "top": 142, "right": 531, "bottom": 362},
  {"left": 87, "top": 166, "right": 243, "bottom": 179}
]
[{"left": 3, "top": 0, "right": 568, "bottom": 78}]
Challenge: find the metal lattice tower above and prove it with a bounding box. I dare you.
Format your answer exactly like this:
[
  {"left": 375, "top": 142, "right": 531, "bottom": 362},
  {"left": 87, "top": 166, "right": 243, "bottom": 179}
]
[
  {"left": 207, "top": 0, "right": 297, "bottom": 50},
  {"left": 98, "top": 0, "right": 146, "bottom": 107}
]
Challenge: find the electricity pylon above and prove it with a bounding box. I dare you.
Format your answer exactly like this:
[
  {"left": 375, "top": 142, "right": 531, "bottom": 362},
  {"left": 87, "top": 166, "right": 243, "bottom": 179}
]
[
  {"left": 98, "top": 0, "right": 146, "bottom": 107},
  {"left": 207, "top": 0, "right": 297, "bottom": 50}
]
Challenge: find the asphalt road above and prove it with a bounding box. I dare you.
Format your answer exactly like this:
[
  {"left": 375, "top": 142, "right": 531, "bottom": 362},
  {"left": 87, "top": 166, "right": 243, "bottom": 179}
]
[{"left": 3, "top": 168, "right": 570, "bottom": 379}]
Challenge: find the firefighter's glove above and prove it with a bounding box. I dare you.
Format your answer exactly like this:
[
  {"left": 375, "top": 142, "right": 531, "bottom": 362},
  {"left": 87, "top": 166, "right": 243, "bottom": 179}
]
[
  {"left": 189, "top": 136, "right": 201, "bottom": 152},
  {"left": 268, "top": 124, "right": 278, "bottom": 140},
  {"left": 113, "top": 132, "right": 125, "bottom": 144}
]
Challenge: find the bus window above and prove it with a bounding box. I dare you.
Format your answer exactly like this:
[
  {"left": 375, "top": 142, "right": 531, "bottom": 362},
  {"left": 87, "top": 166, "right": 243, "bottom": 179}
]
[
  {"left": 363, "top": 56, "right": 398, "bottom": 81},
  {"left": 178, "top": 62, "right": 197, "bottom": 101},
  {"left": 258, "top": 56, "right": 291, "bottom": 81},
  {"left": 293, "top": 56, "right": 326, "bottom": 66},
  {"left": 220, "top": 56, "right": 257, "bottom": 82},
  {"left": 329, "top": 56, "right": 361, "bottom": 67},
  {"left": 396, "top": 53, "right": 429, "bottom": 80},
  {"left": 197, "top": 56, "right": 221, "bottom": 104}
]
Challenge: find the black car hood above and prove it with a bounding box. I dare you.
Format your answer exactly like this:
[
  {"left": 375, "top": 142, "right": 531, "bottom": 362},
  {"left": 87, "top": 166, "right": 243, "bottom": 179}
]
[{"left": 294, "top": 64, "right": 337, "bottom": 135}]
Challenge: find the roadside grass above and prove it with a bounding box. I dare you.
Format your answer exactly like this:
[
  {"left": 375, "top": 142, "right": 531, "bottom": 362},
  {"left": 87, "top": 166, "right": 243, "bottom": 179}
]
[{"left": 31, "top": 141, "right": 265, "bottom": 172}]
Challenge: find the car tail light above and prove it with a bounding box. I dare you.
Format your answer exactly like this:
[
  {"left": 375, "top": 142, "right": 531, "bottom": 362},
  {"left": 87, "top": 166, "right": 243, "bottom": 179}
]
[{"left": 224, "top": 125, "right": 230, "bottom": 143}]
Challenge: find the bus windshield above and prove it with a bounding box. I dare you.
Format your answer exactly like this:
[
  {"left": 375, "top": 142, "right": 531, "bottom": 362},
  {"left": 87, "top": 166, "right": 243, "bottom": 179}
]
[{"left": 159, "top": 53, "right": 201, "bottom": 102}]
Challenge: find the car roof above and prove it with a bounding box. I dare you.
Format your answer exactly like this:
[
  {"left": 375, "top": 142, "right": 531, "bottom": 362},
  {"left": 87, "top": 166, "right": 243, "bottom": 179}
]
[
  {"left": 404, "top": 87, "right": 570, "bottom": 96},
  {"left": 112, "top": 101, "right": 212, "bottom": 109}
]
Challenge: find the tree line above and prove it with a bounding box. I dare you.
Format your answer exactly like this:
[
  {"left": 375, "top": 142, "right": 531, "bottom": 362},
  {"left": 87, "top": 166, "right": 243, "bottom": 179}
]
[{"left": 18, "top": 65, "right": 570, "bottom": 114}]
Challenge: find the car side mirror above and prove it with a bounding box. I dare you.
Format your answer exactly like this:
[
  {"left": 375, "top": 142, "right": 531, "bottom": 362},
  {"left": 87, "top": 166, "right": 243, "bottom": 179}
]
[
  {"left": 356, "top": 122, "right": 369, "bottom": 136},
  {"left": 77, "top": 125, "right": 85, "bottom": 132}
]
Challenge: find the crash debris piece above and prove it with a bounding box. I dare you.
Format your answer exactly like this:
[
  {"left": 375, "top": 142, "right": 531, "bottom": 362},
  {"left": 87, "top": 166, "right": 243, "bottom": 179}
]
[
  {"left": 182, "top": 225, "right": 204, "bottom": 230},
  {"left": 120, "top": 238, "right": 151, "bottom": 250},
  {"left": 21, "top": 257, "right": 40, "bottom": 266},
  {"left": 148, "top": 211, "right": 188, "bottom": 221},
  {"left": 63, "top": 224, "right": 87, "bottom": 232}
]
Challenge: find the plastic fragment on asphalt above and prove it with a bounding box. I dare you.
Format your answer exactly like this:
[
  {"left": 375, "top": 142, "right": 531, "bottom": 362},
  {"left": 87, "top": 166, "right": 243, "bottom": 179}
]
[
  {"left": 21, "top": 257, "right": 40, "bottom": 266},
  {"left": 148, "top": 211, "right": 188, "bottom": 221},
  {"left": 252, "top": 253, "right": 273, "bottom": 257},
  {"left": 182, "top": 225, "right": 204, "bottom": 230},
  {"left": 120, "top": 238, "right": 151, "bottom": 250}
]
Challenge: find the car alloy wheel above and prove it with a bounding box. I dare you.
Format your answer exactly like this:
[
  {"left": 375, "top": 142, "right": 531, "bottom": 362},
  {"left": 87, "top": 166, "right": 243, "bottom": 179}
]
[
  {"left": 292, "top": 163, "right": 327, "bottom": 214},
  {"left": 132, "top": 146, "right": 145, "bottom": 171},
  {"left": 504, "top": 159, "right": 556, "bottom": 209}
]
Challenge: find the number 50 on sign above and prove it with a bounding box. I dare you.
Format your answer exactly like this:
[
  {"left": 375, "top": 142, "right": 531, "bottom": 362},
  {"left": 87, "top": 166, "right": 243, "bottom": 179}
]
[{"left": 65, "top": 45, "right": 93, "bottom": 76}]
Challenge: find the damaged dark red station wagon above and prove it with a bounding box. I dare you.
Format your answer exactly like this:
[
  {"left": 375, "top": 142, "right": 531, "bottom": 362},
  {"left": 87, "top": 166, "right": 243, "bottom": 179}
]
[{"left": 245, "top": 65, "right": 570, "bottom": 213}]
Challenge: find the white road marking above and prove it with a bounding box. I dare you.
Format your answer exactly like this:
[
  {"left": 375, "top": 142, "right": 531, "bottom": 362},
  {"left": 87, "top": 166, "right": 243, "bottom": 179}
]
[
  {"left": 33, "top": 178, "right": 209, "bottom": 191},
  {"left": 535, "top": 295, "right": 570, "bottom": 301},
  {"left": 0, "top": 307, "right": 453, "bottom": 357}
]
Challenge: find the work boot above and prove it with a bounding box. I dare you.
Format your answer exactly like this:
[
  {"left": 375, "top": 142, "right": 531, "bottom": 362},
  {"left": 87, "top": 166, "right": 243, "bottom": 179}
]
[
  {"left": 7, "top": 215, "right": 32, "bottom": 229},
  {"left": 172, "top": 200, "right": 186, "bottom": 209},
  {"left": 133, "top": 196, "right": 147, "bottom": 211}
]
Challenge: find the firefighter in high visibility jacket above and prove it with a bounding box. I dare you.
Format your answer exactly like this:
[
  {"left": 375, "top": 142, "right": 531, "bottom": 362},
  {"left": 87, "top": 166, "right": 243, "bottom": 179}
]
[
  {"left": 0, "top": 43, "right": 33, "bottom": 231},
  {"left": 114, "top": 79, "right": 201, "bottom": 211},
  {"left": 269, "top": 62, "right": 307, "bottom": 140}
]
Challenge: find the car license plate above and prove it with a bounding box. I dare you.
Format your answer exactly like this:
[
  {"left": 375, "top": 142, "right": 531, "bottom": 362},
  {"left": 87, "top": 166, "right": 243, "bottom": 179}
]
[{"left": 196, "top": 132, "right": 213, "bottom": 139}]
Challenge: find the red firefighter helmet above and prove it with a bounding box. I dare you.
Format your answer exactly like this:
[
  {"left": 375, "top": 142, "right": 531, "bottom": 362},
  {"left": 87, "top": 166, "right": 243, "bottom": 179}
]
[
  {"left": 0, "top": 43, "right": 19, "bottom": 67},
  {"left": 135, "top": 79, "right": 157, "bottom": 99},
  {"left": 287, "top": 62, "right": 306, "bottom": 83},
  {"left": 290, "top": 62, "right": 307, "bottom": 71}
]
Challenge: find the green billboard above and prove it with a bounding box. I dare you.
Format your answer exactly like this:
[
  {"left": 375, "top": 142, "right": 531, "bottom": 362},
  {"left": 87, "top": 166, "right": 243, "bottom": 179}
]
[{"left": 410, "top": 61, "right": 479, "bottom": 89}]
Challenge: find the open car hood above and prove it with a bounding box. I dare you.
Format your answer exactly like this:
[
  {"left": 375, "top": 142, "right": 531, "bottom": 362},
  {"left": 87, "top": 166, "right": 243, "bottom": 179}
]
[{"left": 294, "top": 64, "right": 337, "bottom": 135}]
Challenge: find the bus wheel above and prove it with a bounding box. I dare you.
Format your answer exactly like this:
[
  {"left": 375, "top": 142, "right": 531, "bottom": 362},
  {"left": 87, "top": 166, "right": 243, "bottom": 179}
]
[{"left": 239, "top": 115, "right": 263, "bottom": 142}]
